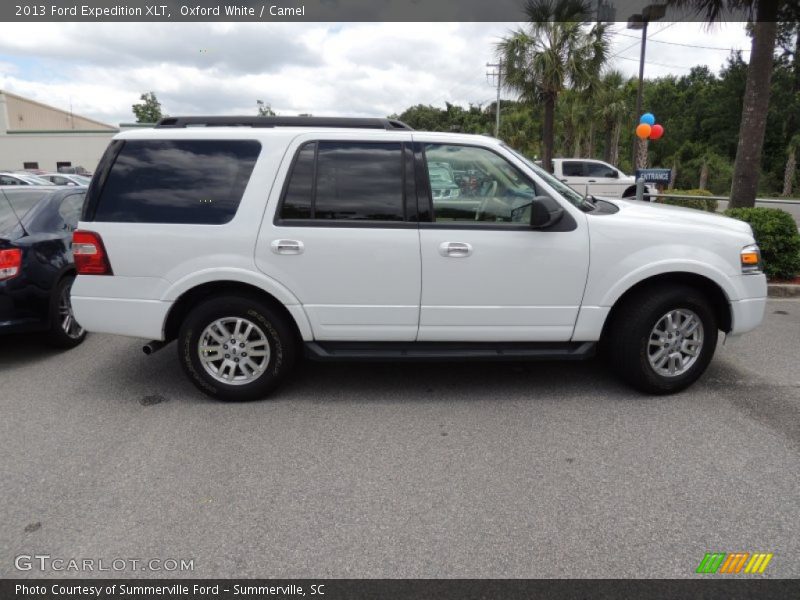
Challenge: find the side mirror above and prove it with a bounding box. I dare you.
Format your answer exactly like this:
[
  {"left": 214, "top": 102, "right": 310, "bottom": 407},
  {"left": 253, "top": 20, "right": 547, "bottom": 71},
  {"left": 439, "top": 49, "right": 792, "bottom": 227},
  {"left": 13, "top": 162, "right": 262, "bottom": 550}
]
[{"left": 530, "top": 196, "right": 564, "bottom": 229}]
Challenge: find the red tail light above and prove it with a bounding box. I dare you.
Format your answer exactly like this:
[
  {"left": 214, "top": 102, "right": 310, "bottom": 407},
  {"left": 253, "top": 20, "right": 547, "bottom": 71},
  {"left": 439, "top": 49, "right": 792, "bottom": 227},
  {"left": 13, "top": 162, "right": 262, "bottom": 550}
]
[
  {"left": 72, "top": 230, "right": 113, "bottom": 275},
  {"left": 0, "top": 248, "right": 22, "bottom": 281}
]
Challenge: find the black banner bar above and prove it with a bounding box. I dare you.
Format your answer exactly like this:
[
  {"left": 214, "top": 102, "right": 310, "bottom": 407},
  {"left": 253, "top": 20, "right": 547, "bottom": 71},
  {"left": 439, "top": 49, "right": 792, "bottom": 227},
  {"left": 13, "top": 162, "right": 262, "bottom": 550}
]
[
  {"left": 1, "top": 0, "right": 762, "bottom": 23},
  {"left": 3, "top": 579, "right": 800, "bottom": 600}
]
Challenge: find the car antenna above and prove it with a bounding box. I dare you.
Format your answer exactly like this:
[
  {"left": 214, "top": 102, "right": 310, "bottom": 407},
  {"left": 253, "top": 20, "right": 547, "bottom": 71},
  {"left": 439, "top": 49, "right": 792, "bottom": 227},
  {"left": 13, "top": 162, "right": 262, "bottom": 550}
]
[{"left": 1, "top": 187, "right": 30, "bottom": 236}]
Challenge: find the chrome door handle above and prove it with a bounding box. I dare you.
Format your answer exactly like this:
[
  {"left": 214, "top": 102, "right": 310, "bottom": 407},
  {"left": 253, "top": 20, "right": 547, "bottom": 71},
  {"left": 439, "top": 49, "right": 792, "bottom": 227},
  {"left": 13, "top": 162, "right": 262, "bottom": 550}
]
[
  {"left": 439, "top": 242, "right": 472, "bottom": 258},
  {"left": 587, "top": 179, "right": 597, "bottom": 183},
  {"left": 271, "top": 239, "right": 304, "bottom": 255}
]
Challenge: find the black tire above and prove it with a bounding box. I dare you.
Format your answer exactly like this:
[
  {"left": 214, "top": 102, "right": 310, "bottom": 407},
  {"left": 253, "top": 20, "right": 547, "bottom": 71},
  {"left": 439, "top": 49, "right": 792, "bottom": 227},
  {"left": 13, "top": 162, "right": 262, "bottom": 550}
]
[
  {"left": 46, "top": 276, "right": 87, "bottom": 349},
  {"left": 178, "top": 295, "right": 297, "bottom": 401},
  {"left": 604, "top": 284, "right": 718, "bottom": 394}
]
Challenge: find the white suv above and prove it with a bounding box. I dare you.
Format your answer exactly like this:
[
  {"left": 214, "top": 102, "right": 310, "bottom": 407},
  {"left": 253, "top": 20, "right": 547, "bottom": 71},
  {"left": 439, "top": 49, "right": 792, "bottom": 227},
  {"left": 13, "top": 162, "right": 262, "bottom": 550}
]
[{"left": 71, "top": 116, "right": 767, "bottom": 401}]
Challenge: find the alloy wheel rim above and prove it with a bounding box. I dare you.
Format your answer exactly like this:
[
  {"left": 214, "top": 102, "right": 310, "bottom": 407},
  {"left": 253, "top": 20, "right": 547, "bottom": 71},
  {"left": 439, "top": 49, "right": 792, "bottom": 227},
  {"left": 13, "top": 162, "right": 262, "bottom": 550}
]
[
  {"left": 59, "top": 283, "right": 85, "bottom": 339},
  {"left": 198, "top": 317, "right": 270, "bottom": 386},
  {"left": 647, "top": 308, "right": 704, "bottom": 378}
]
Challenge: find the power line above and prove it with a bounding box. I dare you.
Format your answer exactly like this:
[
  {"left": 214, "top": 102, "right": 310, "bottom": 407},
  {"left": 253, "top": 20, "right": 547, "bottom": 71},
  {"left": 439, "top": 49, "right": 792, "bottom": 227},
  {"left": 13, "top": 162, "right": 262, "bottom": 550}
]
[
  {"left": 611, "top": 30, "right": 750, "bottom": 52},
  {"left": 614, "top": 55, "right": 694, "bottom": 71},
  {"left": 609, "top": 22, "right": 677, "bottom": 59}
]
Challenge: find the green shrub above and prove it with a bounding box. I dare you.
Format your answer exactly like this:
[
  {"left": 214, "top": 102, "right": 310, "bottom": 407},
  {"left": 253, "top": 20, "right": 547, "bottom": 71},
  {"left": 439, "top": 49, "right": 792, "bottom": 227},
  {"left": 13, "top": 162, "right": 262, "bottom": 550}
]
[
  {"left": 658, "top": 189, "right": 718, "bottom": 212},
  {"left": 724, "top": 207, "right": 800, "bottom": 279},
  {"left": 668, "top": 188, "right": 713, "bottom": 197}
]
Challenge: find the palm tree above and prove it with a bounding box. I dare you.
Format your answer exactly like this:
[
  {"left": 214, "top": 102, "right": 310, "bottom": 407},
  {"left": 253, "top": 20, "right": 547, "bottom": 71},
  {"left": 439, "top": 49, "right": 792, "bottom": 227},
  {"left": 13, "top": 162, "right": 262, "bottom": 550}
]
[
  {"left": 783, "top": 134, "right": 800, "bottom": 197},
  {"left": 497, "top": 0, "right": 609, "bottom": 173},
  {"left": 669, "top": 0, "right": 780, "bottom": 207},
  {"left": 597, "top": 71, "right": 630, "bottom": 166}
]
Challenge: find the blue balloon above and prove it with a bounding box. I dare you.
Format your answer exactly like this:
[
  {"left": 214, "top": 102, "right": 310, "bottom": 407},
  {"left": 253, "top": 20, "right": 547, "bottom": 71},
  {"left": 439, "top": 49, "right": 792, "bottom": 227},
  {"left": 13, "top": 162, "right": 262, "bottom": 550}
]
[{"left": 640, "top": 113, "right": 656, "bottom": 126}]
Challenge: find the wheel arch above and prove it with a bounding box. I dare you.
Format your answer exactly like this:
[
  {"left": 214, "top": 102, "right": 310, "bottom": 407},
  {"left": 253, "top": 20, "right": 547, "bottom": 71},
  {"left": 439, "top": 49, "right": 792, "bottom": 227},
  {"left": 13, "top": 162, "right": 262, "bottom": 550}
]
[
  {"left": 600, "top": 272, "right": 732, "bottom": 341},
  {"left": 163, "top": 280, "right": 312, "bottom": 344}
]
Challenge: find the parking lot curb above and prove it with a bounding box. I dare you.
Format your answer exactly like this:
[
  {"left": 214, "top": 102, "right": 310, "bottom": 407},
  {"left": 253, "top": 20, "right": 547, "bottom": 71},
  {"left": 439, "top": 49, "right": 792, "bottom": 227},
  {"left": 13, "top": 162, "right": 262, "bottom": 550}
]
[{"left": 768, "top": 283, "right": 800, "bottom": 298}]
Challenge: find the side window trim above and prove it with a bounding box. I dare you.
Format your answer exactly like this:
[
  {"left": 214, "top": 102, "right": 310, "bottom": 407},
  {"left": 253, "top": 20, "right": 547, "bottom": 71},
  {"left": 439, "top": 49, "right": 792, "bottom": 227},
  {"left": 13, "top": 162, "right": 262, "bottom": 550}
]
[
  {"left": 310, "top": 141, "right": 320, "bottom": 219},
  {"left": 414, "top": 143, "right": 432, "bottom": 223}
]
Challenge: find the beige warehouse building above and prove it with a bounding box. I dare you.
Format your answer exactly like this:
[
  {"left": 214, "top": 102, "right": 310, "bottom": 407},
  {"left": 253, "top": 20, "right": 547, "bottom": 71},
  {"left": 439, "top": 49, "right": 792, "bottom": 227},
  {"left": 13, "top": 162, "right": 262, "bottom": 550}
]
[{"left": 0, "top": 90, "right": 119, "bottom": 172}]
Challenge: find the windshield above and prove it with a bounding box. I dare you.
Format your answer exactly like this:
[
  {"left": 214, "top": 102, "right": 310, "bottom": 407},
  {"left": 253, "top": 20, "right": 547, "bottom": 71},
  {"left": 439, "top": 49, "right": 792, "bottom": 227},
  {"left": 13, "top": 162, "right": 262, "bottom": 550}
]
[
  {"left": 502, "top": 145, "right": 587, "bottom": 208},
  {"left": 0, "top": 189, "right": 51, "bottom": 235}
]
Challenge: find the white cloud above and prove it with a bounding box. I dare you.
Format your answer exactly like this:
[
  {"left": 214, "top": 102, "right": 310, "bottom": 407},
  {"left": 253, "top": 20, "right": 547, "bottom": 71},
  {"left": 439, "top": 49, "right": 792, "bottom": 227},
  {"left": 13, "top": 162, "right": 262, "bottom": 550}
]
[
  {"left": 0, "top": 21, "right": 752, "bottom": 126},
  {"left": 608, "top": 21, "right": 751, "bottom": 79}
]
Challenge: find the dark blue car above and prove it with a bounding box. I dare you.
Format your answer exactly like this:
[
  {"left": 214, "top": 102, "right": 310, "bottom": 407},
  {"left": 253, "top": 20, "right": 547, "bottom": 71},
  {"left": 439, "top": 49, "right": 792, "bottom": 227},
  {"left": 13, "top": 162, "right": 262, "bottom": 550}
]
[{"left": 0, "top": 186, "right": 87, "bottom": 347}]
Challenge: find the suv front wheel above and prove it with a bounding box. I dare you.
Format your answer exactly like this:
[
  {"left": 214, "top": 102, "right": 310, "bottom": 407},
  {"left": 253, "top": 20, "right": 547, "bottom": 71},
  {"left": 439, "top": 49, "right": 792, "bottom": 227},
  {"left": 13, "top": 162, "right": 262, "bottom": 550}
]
[
  {"left": 178, "top": 295, "right": 297, "bottom": 401},
  {"left": 605, "top": 285, "right": 718, "bottom": 394}
]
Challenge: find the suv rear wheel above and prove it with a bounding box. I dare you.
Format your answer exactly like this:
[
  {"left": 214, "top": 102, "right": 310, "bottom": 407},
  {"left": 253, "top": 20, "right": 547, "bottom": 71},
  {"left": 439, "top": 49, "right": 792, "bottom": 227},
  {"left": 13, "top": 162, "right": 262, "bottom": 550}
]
[
  {"left": 178, "top": 295, "right": 297, "bottom": 401},
  {"left": 605, "top": 285, "right": 718, "bottom": 394}
]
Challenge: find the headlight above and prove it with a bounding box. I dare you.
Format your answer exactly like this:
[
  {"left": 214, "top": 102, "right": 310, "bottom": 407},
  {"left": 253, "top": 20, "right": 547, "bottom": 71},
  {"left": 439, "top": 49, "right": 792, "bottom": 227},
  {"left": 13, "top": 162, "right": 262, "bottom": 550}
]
[{"left": 740, "top": 244, "right": 762, "bottom": 274}]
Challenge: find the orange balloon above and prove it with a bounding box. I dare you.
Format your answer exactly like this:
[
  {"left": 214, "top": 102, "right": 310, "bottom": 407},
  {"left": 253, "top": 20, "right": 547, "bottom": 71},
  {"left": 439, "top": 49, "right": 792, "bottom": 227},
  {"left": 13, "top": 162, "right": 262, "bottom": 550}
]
[{"left": 636, "top": 123, "right": 652, "bottom": 139}]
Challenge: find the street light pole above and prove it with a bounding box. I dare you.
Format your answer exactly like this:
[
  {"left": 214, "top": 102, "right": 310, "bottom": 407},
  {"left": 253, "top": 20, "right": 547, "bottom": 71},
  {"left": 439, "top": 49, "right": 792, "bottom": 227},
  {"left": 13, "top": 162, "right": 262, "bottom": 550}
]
[{"left": 634, "top": 20, "right": 648, "bottom": 138}]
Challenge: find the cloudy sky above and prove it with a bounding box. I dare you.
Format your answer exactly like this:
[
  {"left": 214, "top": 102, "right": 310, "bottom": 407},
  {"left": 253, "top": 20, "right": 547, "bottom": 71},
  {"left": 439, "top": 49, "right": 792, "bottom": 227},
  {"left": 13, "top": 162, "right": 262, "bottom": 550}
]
[{"left": 0, "top": 21, "right": 751, "bottom": 126}]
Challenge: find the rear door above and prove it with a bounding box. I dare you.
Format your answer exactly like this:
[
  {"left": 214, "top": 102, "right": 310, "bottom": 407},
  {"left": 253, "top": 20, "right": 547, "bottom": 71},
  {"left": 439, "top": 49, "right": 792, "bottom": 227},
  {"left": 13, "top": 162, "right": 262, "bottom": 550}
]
[{"left": 256, "top": 133, "right": 421, "bottom": 341}]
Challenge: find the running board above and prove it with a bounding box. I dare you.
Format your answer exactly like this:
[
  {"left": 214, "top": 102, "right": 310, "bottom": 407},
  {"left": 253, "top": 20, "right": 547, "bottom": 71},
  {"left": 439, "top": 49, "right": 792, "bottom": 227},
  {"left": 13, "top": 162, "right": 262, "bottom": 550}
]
[{"left": 304, "top": 341, "right": 596, "bottom": 362}]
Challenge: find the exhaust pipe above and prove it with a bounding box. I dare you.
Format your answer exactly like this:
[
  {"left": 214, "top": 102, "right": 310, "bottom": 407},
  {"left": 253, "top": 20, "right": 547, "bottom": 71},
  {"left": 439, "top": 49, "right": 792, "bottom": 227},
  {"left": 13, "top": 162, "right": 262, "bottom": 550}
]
[{"left": 143, "top": 340, "right": 168, "bottom": 355}]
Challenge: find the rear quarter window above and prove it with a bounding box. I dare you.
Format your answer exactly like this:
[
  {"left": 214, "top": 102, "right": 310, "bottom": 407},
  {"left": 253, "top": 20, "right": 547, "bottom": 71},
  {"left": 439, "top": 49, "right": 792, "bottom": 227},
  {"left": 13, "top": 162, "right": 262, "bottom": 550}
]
[
  {"left": 91, "top": 139, "right": 260, "bottom": 224},
  {"left": 0, "top": 189, "right": 52, "bottom": 235}
]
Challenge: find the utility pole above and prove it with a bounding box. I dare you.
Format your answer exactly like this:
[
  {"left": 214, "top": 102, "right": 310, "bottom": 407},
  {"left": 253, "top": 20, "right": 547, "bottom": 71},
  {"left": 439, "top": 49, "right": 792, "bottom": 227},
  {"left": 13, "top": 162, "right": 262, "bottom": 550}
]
[{"left": 486, "top": 60, "right": 503, "bottom": 138}]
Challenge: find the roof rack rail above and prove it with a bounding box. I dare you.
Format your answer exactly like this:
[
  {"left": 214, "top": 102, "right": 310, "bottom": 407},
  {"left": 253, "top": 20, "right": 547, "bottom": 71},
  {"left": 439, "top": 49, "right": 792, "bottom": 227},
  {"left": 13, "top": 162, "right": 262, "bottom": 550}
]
[{"left": 154, "top": 116, "right": 414, "bottom": 131}]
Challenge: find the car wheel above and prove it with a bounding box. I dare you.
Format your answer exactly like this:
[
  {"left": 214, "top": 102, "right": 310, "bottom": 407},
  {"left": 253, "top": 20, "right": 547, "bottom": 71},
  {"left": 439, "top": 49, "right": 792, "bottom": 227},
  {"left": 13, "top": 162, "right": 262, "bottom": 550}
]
[
  {"left": 178, "top": 295, "right": 297, "bottom": 401},
  {"left": 46, "top": 276, "right": 87, "bottom": 348},
  {"left": 605, "top": 285, "right": 718, "bottom": 394}
]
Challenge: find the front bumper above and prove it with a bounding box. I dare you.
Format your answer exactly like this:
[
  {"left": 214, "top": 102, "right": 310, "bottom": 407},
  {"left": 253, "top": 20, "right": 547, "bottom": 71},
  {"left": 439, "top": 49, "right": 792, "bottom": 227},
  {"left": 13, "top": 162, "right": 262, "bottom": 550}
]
[{"left": 728, "top": 274, "right": 768, "bottom": 336}]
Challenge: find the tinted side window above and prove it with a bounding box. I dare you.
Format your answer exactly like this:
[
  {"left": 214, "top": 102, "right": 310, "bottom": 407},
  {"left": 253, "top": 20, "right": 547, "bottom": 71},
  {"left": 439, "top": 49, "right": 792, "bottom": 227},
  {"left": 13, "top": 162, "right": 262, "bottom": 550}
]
[
  {"left": 280, "top": 142, "right": 315, "bottom": 219},
  {"left": 315, "top": 142, "right": 404, "bottom": 221},
  {"left": 93, "top": 140, "right": 260, "bottom": 224},
  {"left": 561, "top": 161, "right": 584, "bottom": 177},
  {"left": 585, "top": 162, "right": 617, "bottom": 178}
]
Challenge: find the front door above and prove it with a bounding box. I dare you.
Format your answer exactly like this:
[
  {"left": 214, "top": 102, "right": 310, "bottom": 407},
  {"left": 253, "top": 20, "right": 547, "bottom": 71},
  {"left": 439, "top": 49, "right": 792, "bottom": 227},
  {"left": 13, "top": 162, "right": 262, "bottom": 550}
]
[{"left": 415, "top": 141, "right": 590, "bottom": 342}]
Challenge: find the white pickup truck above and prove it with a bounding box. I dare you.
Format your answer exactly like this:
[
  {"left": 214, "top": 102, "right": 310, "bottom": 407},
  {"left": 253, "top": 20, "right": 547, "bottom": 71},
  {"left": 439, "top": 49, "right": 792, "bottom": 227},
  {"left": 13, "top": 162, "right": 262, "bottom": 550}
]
[
  {"left": 71, "top": 116, "right": 766, "bottom": 401},
  {"left": 550, "top": 158, "right": 652, "bottom": 199}
]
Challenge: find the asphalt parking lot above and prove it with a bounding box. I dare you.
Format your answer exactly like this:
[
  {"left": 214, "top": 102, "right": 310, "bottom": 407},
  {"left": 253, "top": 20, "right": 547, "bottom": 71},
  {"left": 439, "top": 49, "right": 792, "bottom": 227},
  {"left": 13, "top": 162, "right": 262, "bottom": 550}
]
[{"left": 1, "top": 299, "right": 799, "bottom": 579}]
